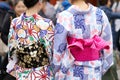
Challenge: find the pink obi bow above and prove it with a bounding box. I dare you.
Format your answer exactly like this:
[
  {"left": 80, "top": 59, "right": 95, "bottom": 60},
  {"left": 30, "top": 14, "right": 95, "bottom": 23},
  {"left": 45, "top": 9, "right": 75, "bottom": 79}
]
[{"left": 67, "top": 35, "right": 109, "bottom": 61}]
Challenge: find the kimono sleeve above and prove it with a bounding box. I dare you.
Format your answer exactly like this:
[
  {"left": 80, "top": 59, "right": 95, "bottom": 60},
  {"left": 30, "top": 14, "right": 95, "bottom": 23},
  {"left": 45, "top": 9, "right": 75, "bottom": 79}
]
[
  {"left": 47, "top": 20, "right": 55, "bottom": 62},
  {"left": 101, "top": 11, "right": 113, "bottom": 74},
  {"left": 7, "top": 19, "right": 18, "bottom": 72},
  {"left": 8, "top": 19, "right": 17, "bottom": 51},
  {"left": 52, "top": 12, "right": 73, "bottom": 74}
]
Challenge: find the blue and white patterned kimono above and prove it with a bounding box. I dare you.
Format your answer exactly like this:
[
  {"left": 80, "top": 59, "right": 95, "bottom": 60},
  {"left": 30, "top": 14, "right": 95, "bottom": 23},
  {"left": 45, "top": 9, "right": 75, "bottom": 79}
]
[{"left": 52, "top": 4, "right": 113, "bottom": 80}]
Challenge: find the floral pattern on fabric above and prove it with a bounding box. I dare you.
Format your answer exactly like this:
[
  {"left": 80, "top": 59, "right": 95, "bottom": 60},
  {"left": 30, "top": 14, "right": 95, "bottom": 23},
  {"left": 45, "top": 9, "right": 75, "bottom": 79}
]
[
  {"left": 7, "top": 13, "right": 54, "bottom": 80},
  {"left": 52, "top": 4, "right": 113, "bottom": 80}
]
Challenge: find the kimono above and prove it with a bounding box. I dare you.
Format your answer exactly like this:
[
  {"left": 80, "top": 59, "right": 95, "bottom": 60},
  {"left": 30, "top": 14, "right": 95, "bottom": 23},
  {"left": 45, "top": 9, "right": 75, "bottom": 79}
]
[
  {"left": 52, "top": 4, "right": 113, "bottom": 80},
  {"left": 7, "top": 13, "right": 54, "bottom": 80}
]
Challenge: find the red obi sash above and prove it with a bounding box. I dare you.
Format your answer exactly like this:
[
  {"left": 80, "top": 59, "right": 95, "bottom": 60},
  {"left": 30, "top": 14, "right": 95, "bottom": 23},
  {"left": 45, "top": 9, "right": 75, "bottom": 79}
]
[{"left": 67, "top": 35, "right": 109, "bottom": 61}]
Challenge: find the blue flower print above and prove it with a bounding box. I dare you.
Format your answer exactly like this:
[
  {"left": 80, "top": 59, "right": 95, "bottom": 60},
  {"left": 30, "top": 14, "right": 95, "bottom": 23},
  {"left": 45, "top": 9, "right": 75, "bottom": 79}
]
[
  {"left": 61, "top": 66, "right": 68, "bottom": 74},
  {"left": 96, "top": 9, "right": 103, "bottom": 24},
  {"left": 55, "top": 23, "right": 64, "bottom": 34},
  {"left": 46, "top": 66, "right": 51, "bottom": 76},
  {"left": 16, "top": 24, "right": 22, "bottom": 29},
  {"left": 73, "top": 65, "right": 84, "bottom": 79},
  {"left": 57, "top": 43, "right": 67, "bottom": 53},
  {"left": 95, "top": 67, "right": 101, "bottom": 73},
  {"left": 44, "top": 19, "right": 51, "bottom": 23},
  {"left": 51, "top": 63, "right": 61, "bottom": 74},
  {"left": 40, "top": 30, "right": 47, "bottom": 37},
  {"left": 74, "top": 13, "right": 86, "bottom": 33}
]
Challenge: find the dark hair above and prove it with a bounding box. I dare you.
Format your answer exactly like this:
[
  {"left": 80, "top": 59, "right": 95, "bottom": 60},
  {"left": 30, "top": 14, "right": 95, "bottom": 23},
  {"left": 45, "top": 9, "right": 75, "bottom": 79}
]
[
  {"left": 47, "top": 0, "right": 50, "bottom": 2},
  {"left": 98, "top": 0, "right": 114, "bottom": 7},
  {"left": 23, "top": 0, "right": 39, "bottom": 8},
  {"left": 98, "top": 0, "right": 108, "bottom": 6}
]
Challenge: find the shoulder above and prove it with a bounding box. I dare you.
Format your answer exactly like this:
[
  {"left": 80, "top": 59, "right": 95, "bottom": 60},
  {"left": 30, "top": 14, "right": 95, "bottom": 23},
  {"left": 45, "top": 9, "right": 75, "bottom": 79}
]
[
  {"left": 12, "top": 17, "right": 20, "bottom": 22},
  {"left": 37, "top": 14, "right": 54, "bottom": 26},
  {"left": 56, "top": 9, "right": 73, "bottom": 19},
  {"left": 90, "top": 4, "right": 104, "bottom": 14},
  {"left": 91, "top": 5, "right": 107, "bottom": 18},
  {"left": 7, "top": 10, "right": 15, "bottom": 15},
  {"left": 43, "top": 18, "right": 53, "bottom": 25},
  {"left": 5, "top": 10, "right": 16, "bottom": 18},
  {"left": 10, "top": 16, "right": 21, "bottom": 28}
]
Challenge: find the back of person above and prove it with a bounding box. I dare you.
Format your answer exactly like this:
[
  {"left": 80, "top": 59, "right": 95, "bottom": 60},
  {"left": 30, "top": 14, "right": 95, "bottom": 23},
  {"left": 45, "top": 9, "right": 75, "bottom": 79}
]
[
  {"left": 6, "top": 0, "right": 54, "bottom": 80},
  {"left": 52, "top": 0, "right": 113, "bottom": 80}
]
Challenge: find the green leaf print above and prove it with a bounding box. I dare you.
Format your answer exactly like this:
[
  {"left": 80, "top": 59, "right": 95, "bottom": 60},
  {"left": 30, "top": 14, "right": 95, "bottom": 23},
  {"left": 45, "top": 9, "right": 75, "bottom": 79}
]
[
  {"left": 18, "top": 73, "right": 22, "bottom": 78},
  {"left": 40, "top": 38, "right": 46, "bottom": 48},
  {"left": 23, "top": 70, "right": 30, "bottom": 74},
  {"left": 30, "top": 17, "right": 34, "bottom": 22},
  {"left": 40, "top": 38, "right": 45, "bottom": 44},
  {"left": 18, "top": 70, "right": 30, "bottom": 78},
  {"left": 30, "top": 36, "right": 34, "bottom": 41}
]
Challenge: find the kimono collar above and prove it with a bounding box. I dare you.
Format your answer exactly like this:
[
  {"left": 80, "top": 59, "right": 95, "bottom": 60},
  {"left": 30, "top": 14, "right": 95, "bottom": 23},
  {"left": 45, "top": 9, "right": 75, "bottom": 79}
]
[
  {"left": 20, "top": 13, "right": 43, "bottom": 22},
  {"left": 68, "top": 3, "right": 93, "bottom": 14}
]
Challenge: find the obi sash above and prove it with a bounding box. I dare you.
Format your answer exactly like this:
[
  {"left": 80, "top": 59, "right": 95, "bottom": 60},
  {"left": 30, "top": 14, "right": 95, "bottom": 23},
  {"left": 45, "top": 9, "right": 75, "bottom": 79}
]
[{"left": 67, "top": 35, "right": 109, "bottom": 61}]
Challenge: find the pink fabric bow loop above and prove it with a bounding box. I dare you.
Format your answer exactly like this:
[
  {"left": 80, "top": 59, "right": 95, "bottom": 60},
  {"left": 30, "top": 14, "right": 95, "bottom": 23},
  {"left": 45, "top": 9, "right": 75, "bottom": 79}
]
[
  {"left": 67, "top": 41, "right": 84, "bottom": 50},
  {"left": 67, "top": 35, "right": 110, "bottom": 61},
  {"left": 91, "top": 35, "right": 110, "bottom": 50}
]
